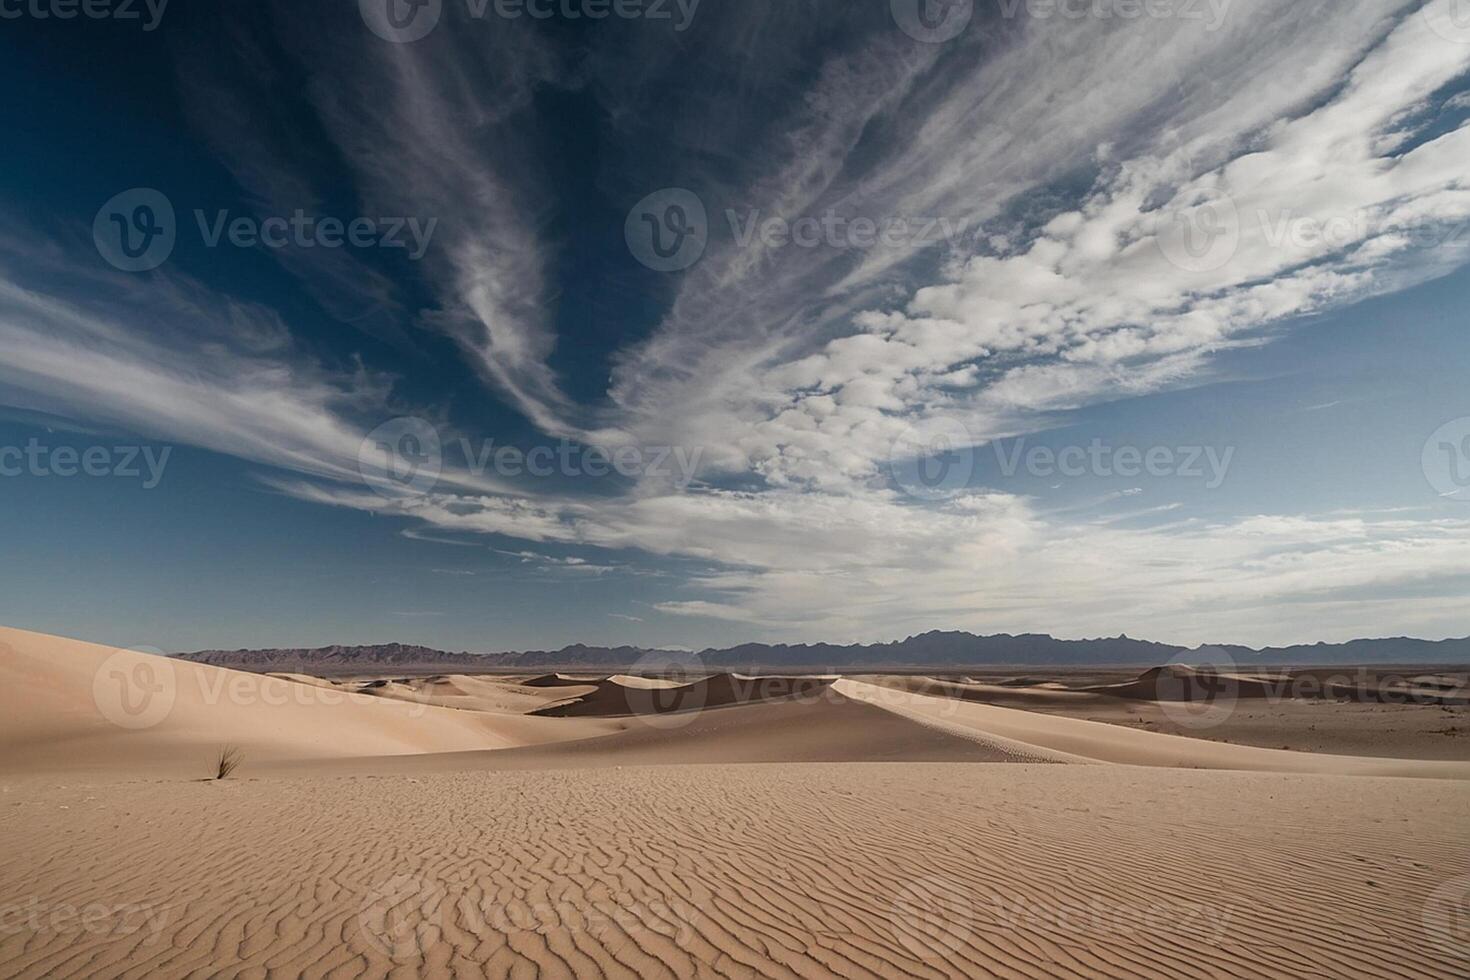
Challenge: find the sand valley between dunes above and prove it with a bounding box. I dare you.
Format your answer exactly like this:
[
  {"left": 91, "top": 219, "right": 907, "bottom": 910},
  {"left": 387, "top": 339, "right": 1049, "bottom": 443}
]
[{"left": 1, "top": 626, "right": 1468, "bottom": 978}]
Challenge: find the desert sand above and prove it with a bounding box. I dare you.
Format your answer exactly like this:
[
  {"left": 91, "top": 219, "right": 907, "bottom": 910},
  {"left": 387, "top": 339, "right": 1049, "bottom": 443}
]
[{"left": 2, "top": 625, "right": 1467, "bottom": 978}]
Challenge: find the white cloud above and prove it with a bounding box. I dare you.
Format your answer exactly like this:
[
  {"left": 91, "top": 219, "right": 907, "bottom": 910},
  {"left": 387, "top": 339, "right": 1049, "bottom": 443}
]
[
  {"left": 5, "top": 1, "right": 1469, "bottom": 647},
  {"left": 0, "top": 245, "right": 519, "bottom": 497}
]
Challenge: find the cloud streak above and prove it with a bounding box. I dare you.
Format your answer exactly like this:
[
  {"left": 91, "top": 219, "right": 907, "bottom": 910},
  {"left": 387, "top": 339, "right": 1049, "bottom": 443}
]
[{"left": 3, "top": 0, "right": 1468, "bottom": 645}]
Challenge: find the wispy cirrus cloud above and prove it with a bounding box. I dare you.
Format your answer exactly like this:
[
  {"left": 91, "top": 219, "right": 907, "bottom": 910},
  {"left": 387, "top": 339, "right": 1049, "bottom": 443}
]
[
  {"left": 0, "top": 235, "right": 524, "bottom": 497},
  {"left": 3, "top": 0, "right": 1468, "bottom": 647},
  {"left": 606, "top": 0, "right": 1455, "bottom": 494},
  {"left": 290, "top": 6, "right": 586, "bottom": 438}
]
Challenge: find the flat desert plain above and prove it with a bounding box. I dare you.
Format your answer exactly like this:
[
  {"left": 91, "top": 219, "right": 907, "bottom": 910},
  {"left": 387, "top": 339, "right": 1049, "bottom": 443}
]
[{"left": 1, "top": 626, "right": 1468, "bottom": 978}]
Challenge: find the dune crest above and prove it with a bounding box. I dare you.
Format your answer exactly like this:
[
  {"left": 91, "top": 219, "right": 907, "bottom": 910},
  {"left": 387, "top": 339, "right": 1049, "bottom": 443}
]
[
  {"left": 0, "top": 627, "right": 619, "bottom": 777},
  {"left": 836, "top": 679, "right": 1470, "bottom": 779}
]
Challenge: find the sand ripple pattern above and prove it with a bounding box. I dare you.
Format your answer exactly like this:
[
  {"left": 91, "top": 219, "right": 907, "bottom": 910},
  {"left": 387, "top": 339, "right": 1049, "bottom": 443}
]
[{"left": 1, "top": 764, "right": 1467, "bottom": 979}]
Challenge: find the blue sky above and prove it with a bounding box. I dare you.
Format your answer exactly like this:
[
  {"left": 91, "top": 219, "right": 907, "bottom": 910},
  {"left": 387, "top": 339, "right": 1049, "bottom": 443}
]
[{"left": 1, "top": 0, "right": 1469, "bottom": 653}]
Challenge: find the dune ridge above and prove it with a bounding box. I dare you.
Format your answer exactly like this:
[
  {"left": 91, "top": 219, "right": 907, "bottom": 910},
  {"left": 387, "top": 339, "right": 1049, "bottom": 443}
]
[
  {"left": 3, "top": 628, "right": 1467, "bottom": 779},
  {"left": 836, "top": 679, "right": 1470, "bottom": 779},
  {"left": 531, "top": 673, "right": 835, "bottom": 719},
  {"left": 0, "top": 628, "right": 620, "bottom": 776},
  {"left": 2, "top": 625, "right": 1467, "bottom": 977}
]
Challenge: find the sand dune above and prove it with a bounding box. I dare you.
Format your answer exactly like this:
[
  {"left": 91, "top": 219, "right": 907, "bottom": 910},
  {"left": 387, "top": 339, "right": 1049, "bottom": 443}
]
[
  {"left": 521, "top": 672, "right": 604, "bottom": 687},
  {"left": 856, "top": 673, "right": 1106, "bottom": 708},
  {"left": 0, "top": 628, "right": 618, "bottom": 777},
  {"left": 1080, "top": 664, "right": 1470, "bottom": 706},
  {"left": 605, "top": 674, "right": 685, "bottom": 689},
  {"left": 532, "top": 672, "right": 835, "bottom": 718},
  {"left": 1081, "top": 664, "right": 1281, "bottom": 700},
  {"left": 5, "top": 626, "right": 1465, "bottom": 780},
  {"left": 837, "top": 679, "right": 1470, "bottom": 778},
  {"left": 348, "top": 674, "right": 600, "bottom": 715},
  {"left": 3, "top": 626, "right": 1467, "bottom": 978},
  {"left": 268, "top": 689, "right": 1047, "bottom": 774}
]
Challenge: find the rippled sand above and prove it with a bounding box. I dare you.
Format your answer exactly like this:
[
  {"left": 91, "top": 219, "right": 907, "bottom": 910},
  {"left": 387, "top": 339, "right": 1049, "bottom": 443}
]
[{"left": 2, "top": 626, "right": 1467, "bottom": 978}]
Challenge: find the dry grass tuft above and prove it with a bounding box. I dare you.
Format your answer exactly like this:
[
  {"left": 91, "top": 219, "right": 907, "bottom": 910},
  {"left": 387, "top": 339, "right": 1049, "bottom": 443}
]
[{"left": 214, "top": 745, "right": 242, "bottom": 780}]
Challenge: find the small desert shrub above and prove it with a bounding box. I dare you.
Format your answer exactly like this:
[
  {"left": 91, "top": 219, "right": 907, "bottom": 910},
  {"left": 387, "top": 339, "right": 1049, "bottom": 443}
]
[{"left": 214, "top": 745, "right": 243, "bottom": 780}]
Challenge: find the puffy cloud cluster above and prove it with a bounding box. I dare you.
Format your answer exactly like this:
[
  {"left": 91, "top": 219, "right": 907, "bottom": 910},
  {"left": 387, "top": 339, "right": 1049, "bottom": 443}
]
[{"left": 3, "top": 0, "right": 1468, "bottom": 644}]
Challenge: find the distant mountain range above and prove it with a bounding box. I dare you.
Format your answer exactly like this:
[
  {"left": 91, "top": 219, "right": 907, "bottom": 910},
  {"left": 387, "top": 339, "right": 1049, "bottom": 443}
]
[{"left": 177, "top": 630, "right": 1470, "bottom": 673}]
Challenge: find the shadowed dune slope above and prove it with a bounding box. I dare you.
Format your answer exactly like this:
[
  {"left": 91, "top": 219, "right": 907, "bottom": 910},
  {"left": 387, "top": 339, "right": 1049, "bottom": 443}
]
[
  {"left": 1082, "top": 664, "right": 1470, "bottom": 705},
  {"left": 350, "top": 674, "right": 599, "bottom": 715},
  {"left": 837, "top": 680, "right": 1470, "bottom": 779},
  {"left": 521, "top": 672, "right": 603, "bottom": 688},
  {"left": 857, "top": 673, "right": 1106, "bottom": 708},
  {"left": 262, "top": 689, "right": 1051, "bottom": 774},
  {"left": 1083, "top": 665, "right": 1290, "bottom": 701},
  {"left": 531, "top": 673, "right": 835, "bottom": 718}
]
